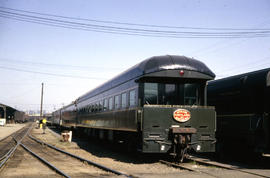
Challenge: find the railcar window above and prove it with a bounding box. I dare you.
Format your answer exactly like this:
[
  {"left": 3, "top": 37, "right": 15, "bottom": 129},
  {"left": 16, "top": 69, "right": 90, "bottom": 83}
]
[
  {"left": 95, "top": 102, "right": 98, "bottom": 111},
  {"left": 91, "top": 104, "right": 94, "bottom": 112},
  {"left": 109, "top": 97, "right": 113, "bottom": 110},
  {"left": 184, "top": 83, "right": 199, "bottom": 105},
  {"left": 144, "top": 83, "right": 158, "bottom": 104},
  {"left": 165, "top": 84, "right": 176, "bottom": 105},
  {"left": 115, "top": 95, "right": 120, "bottom": 109},
  {"left": 99, "top": 101, "right": 103, "bottom": 111},
  {"left": 88, "top": 105, "right": 91, "bottom": 113},
  {"left": 129, "top": 90, "right": 136, "bottom": 106},
  {"left": 104, "top": 99, "right": 108, "bottom": 111},
  {"left": 121, "top": 93, "right": 127, "bottom": 108},
  {"left": 143, "top": 82, "right": 202, "bottom": 106},
  {"left": 96, "top": 102, "right": 99, "bottom": 111}
]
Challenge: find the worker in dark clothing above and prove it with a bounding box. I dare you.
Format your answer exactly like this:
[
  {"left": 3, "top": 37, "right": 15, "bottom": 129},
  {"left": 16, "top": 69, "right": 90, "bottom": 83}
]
[{"left": 39, "top": 120, "right": 42, "bottom": 129}]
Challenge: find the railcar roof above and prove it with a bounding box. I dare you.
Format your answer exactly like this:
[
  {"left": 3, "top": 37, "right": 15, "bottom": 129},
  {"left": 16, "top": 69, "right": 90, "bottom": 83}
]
[
  {"left": 77, "top": 55, "right": 215, "bottom": 102},
  {"left": 209, "top": 67, "right": 270, "bottom": 85},
  {"left": 136, "top": 55, "right": 215, "bottom": 77}
]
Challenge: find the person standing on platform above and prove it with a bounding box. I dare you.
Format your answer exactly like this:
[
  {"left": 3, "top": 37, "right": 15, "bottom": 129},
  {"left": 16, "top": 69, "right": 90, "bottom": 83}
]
[
  {"left": 42, "top": 118, "right": 47, "bottom": 134},
  {"left": 36, "top": 120, "right": 39, "bottom": 129}
]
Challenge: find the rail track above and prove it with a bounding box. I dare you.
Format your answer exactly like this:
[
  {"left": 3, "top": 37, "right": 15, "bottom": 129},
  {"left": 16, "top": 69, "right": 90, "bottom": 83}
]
[
  {"left": 0, "top": 124, "right": 133, "bottom": 177},
  {"left": 0, "top": 124, "right": 31, "bottom": 168},
  {"left": 160, "top": 155, "right": 270, "bottom": 178},
  {"left": 0, "top": 125, "right": 26, "bottom": 160},
  {"left": 186, "top": 155, "right": 270, "bottom": 178},
  {"left": 159, "top": 159, "right": 219, "bottom": 177},
  {"left": 27, "top": 134, "right": 132, "bottom": 177},
  {"left": 2, "top": 124, "right": 269, "bottom": 177}
]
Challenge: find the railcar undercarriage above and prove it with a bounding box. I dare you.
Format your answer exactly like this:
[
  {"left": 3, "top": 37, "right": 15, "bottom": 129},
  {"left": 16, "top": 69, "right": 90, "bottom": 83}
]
[{"left": 170, "top": 127, "right": 197, "bottom": 162}]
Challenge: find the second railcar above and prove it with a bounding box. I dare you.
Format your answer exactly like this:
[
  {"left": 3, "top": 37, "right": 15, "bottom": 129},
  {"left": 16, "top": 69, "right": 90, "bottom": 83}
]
[
  {"left": 208, "top": 68, "right": 270, "bottom": 155},
  {"left": 14, "top": 111, "right": 26, "bottom": 123},
  {"left": 61, "top": 103, "right": 76, "bottom": 127},
  {"left": 54, "top": 55, "right": 216, "bottom": 161},
  {"left": 51, "top": 109, "right": 62, "bottom": 126}
]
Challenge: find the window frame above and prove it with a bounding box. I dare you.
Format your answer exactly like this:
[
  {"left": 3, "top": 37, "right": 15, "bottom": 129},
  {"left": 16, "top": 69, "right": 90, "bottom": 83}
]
[
  {"left": 121, "top": 92, "right": 127, "bottom": 108},
  {"left": 103, "top": 98, "right": 108, "bottom": 111},
  {"left": 142, "top": 82, "right": 204, "bottom": 106},
  {"left": 109, "top": 97, "right": 113, "bottom": 110},
  {"left": 129, "top": 89, "right": 136, "bottom": 107},
  {"left": 114, "top": 95, "right": 120, "bottom": 109}
]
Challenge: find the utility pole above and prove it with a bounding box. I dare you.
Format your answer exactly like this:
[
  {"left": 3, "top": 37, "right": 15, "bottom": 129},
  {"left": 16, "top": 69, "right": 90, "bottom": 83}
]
[{"left": 40, "top": 83, "right": 44, "bottom": 119}]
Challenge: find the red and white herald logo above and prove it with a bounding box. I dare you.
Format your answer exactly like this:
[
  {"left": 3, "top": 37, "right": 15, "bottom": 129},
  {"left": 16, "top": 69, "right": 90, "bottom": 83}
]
[{"left": 173, "top": 109, "right": 191, "bottom": 122}]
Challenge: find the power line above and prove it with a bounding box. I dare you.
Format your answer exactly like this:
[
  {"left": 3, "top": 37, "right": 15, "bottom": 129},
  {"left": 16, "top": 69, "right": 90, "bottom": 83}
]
[
  {"left": 0, "top": 8, "right": 270, "bottom": 38},
  {"left": 189, "top": 19, "right": 270, "bottom": 56},
  {"left": 0, "top": 65, "right": 107, "bottom": 80},
  {"left": 0, "top": 58, "right": 124, "bottom": 71},
  {"left": 218, "top": 57, "right": 270, "bottom": 73},
  {"left": 0, "top": 13, "right": 268, "bottom": 39},
  {"left": 0, "top": 13, "right": 199, "bottom": 38},
  {"left": 1, "top": 6, "right": 270, "bottom": 31},
  {"left": 215, "top": 57, "right": 270, "bottom": 78},
  {"left": 3, "top": 86, "right": 39, "bottom": 101},
  {"left": 0, "top": 82, "right": 97, "bottom": 86}
]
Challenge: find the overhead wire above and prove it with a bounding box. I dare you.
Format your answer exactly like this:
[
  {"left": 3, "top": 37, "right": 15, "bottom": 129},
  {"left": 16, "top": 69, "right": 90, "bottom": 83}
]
[
  {"left": 190, "top": 18, "right": 270, "bottom": 56},
  {"left": 0, "top": 8, "right": 270, "bottom": 38},
  {"left": 1, "top": 6, "right": 270, "bottom": 31},
  {"left": 0, "top": 65, "right": 107, "bottom": 80},
  {"left": 0, "top": 14, "right": 268, "bottom": 39},
  {"left": 3, "top": 86, "right": 39, "bottom": 101},
  {"left": 215, "top": 56, "right": 270, "bottom": 79},
  {"left": 0, "top": 58, "right": 124, "bottom": 71},
  {"left": 0, "top": 12, "right": 202, "bottom": 38},
  {"left": 218, "top": 56, "right": 270, "bottom": 73}
]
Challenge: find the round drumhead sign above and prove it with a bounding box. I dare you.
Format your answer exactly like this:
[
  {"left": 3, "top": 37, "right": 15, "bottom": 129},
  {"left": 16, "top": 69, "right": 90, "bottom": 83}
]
[{"left": 173, "top": 109, "right": 191, "bottom": 122}]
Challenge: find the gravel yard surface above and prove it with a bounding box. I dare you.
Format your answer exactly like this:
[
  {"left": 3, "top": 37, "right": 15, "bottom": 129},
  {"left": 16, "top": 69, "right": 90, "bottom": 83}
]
[
  {"left": 28, "top": 127, "right": 270, "bottom": 178},
  {"left": 1, "top": 125, "right": 269, "bottom": 177},
  {"left": 0, "top": 124, "right": 26, "bottom": 140},
  {"left": 0, "top": 146, "right": 62, "bottom": 178},
  {"left": 32, "top": 127, "right": 189, "bottom": 177}
]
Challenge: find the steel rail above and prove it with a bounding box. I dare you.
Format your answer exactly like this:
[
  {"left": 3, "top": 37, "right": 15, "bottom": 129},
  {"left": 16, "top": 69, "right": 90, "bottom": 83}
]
[
  {"left": 0, "top": 135, "right": 17, "bottom": 162},
  {"left": 0, "top": 141, "right": 20, "bottom": 169},
  {"left": 159, "top": 160, "right": 197, "bottom": 172},
  {"left": 0, "top": 124, "right": 32, "bottom": 170},
  {"left": 159, "top": 159, "right": 218, "bottom": 178},
  {"left": 10, "top": 125, "right": 71, "bottom": 178},
  {"left": 187, "top": 156, "right": 269, "bottom": 178},
  {"left": 0, "top": 147, "right": 14, "bottom": 162},
  {"left": 20, "top": 142, "right": 70, "bottom": 178},
  {"left": 8, "top": 125, "right": 70, "bottom": 178},
  {"left": 29, "top": 134, "right": 132, "bottom": 178}
]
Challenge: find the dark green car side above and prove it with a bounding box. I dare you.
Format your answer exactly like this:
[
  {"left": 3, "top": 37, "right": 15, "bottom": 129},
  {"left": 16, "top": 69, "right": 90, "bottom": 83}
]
[{"left": 54, "top": 55, "right": 216, "bottom": 161}]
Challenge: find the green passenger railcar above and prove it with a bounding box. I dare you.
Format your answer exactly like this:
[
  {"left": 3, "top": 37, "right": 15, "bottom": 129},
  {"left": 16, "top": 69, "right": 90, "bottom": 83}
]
[{"left": 53, "top": 55, "right": 216, "bottom": 161}]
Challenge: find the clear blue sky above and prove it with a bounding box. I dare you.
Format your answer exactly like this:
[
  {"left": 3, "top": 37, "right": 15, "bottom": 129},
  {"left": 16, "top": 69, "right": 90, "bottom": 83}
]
[{"left": 0, "top": 0, "right": 269, "bottom": 112}]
